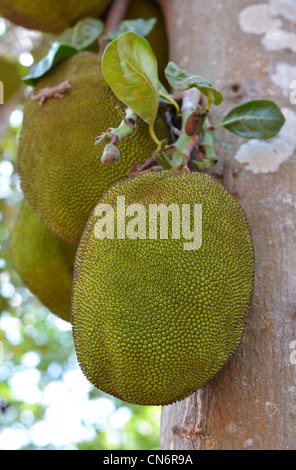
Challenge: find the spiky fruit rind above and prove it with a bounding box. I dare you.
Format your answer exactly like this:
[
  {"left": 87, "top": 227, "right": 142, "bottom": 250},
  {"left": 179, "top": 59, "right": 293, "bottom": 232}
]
[
  {"left": 11, "top": 200, "right": 77, "bottom": 322},
  {"left": 18, "top": 52, "right": 169, "bottom": 244},
  {"left": 0, "top": 0, "right": 111, "bottom": 33},
  {"left": 71, "top": 171, "right": 254, "bottom": 406}
]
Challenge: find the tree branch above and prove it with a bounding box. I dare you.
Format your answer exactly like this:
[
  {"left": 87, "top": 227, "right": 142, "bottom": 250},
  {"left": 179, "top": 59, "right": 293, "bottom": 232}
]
[{"left": 98, "top": 0, "right": 132, "bottom": 55}]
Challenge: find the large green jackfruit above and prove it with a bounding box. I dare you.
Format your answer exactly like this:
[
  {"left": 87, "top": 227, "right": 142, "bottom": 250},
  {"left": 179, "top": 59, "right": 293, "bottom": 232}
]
[
  {"left": 71, "top": 171, "right": 254, "bottom": 406},
  {"left": 18, "top": 51, "right": 169, "bottom": 244},
  {"left": 11, "top": 200, "right": 77, "bottom": 322},
  {"left": 0, "top": 0, "right": 111, "bottom": 33},
  {"left": 0, "top": 55, "right": 22, "bottom": 102},
  {"left": 126, "top": 0, "right": 169, "bottom": 85}
]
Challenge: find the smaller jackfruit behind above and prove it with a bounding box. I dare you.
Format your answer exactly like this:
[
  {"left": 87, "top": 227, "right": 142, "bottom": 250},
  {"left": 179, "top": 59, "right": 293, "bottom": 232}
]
[
  {"left": 71, "top": 171, "right": 254, "bottom": 406},
  {"left": 0, "top": 0, "right": 112, "bottom": 33},
  {"left": 11, "top": 200, "right": 77, "bottom": 322},
  {"left": 0, "top": 56, "right": 22, "bottom": 102},
  {"left": 18, "top": 52, "right": 169, "bottom": 244},
  {"left": 125, "top": 0, "right": 169, "bottom": 85}
]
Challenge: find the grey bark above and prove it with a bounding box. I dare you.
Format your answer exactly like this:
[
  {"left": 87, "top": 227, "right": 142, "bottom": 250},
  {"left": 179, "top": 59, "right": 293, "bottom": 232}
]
[{"left": 158, "top": 0, "right": 296, "bottom": 450}]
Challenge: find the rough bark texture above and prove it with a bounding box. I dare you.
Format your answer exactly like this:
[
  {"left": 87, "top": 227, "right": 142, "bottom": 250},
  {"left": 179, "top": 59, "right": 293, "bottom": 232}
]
[{"left": 158, "top": 0, "right": 296, "bottom": 450}]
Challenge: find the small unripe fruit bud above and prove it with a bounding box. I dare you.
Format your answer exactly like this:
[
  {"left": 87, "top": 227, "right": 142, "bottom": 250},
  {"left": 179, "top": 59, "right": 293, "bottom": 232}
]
[
  {"left": 101, "top": 143, "right": 120, "bottom": 165},
  {"left": 185, "top": 110, "right": 206, "bottom": 136}
]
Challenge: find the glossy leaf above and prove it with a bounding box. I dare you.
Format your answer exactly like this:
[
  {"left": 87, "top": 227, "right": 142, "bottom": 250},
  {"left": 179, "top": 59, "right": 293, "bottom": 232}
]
[
  {"left": 22, "top": 43, "right": 77, "bottom": 86},
  {"left": 102, "top": 32, "right": 159, "bottom": 126},
  {"left": 23, "top": 18, "right": 104, "bottom": 86},
  {"left": 216, "top": 100, "right": 286, "bottom": 139},
  {"left": 165, "top": 61, "right": 223, "bottom": 106},
  {"left": 104, "top": 18, "right": 157, "bottom": 42},
  {"left": 59, "top": 18, "right": 104, "bottom": 50}
]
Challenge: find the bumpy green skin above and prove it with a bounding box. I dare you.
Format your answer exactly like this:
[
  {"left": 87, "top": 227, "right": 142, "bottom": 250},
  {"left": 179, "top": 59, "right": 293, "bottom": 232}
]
[
  {"left": 126, "top": 0, "right": 169, "bottom": 85},
  {"left": 11, "top": 201, "right": 77, "bottom": 322},
  {"left": 18, "top": 52, "right": 169, "bottom": 244},
  {"left": 0, "top": 56, "right": 22, "bottom": 102},
  {"left": 0, "top": 0, "right": 111, "bottom": 33},
  {"left": 72, "top": 171, "right": 254, "bottom": 406}
]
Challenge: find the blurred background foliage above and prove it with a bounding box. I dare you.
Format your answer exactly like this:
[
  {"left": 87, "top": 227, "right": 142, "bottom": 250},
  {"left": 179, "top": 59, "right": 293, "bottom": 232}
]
[{"left": 0, "top": 17, "right": 161, "bottom": 450}]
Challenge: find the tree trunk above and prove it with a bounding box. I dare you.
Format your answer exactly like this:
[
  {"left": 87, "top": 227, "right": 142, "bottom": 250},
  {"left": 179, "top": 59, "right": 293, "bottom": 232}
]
[{"left": 158, "top": 0, "right": 296, "bottom": 450}]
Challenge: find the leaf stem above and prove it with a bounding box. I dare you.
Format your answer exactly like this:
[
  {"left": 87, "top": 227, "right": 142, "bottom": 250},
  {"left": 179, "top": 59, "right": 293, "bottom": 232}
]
[
  {"left": 159, "top": 91, "right": 180, "bottom": 116},
  {"left": 149, "top": 125, "right": 161, "bottom": 146}
]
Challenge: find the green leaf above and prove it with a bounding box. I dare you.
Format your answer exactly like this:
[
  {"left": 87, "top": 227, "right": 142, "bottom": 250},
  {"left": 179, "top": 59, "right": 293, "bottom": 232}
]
[
  {"left": 102, "top": 32, "right": 159, "bottom": 127},
  {"left": 22, "top": 18, "right": 104, "bottom": 86},
  {"left": 165, "top": 61, "right": 223, "bottom": 106},
  {"left": 58, "top": 18, "right": 104, "bottom": 50},
  {"left": 22, "top": 43, "right": 77, "bottom": 86},
  {"left": 104, "top": 18, "right": 157, "bottom": 42},
  {"left": 215, "top": 100, "right": 286, "bottom": 139}
]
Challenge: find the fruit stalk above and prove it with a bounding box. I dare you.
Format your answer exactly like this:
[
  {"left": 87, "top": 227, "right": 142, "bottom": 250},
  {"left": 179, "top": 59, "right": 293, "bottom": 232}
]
[
  {"left": 95, "top": 106, "right": 138, "bottom": 150},
  {"left": 195, "top": 116, "right": 217, "bottom": 170},
  {"left": 169, "top": 88, "right": 201, "bottom": 170}
]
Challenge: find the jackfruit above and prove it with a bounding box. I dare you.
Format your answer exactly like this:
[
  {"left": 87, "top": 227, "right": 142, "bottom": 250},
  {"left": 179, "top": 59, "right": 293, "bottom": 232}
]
[
  {"left": 125, "top": 0, "right": 169, "bottom": 85},
  {"left": 11, "top": 200, "right": 77, "bottom": 322},
  {"left": 18, "top": 51, "right": 169, "bottom": 244},
  {"left": 0, "top": 0, "right": 111, "bottom": 33},
  {"left": 0, "top": 55, "right": 22, "bottom": 102},
  {"left": 71, "top": 170, "right": 254, "bottom": 406}
]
